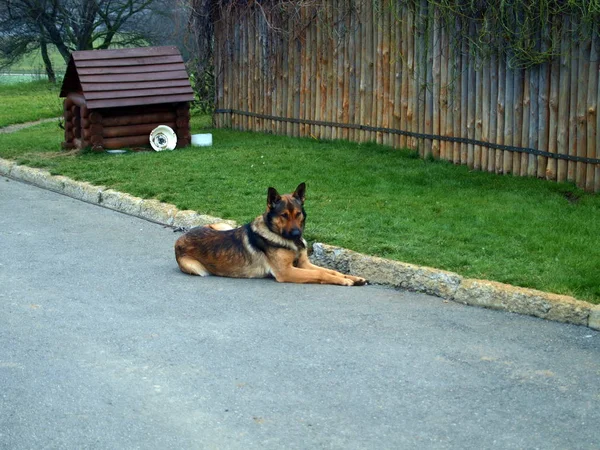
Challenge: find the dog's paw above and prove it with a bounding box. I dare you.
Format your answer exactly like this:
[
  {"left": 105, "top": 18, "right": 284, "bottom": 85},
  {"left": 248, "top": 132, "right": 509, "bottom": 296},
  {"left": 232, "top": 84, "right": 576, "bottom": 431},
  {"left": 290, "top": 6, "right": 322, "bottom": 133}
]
[
  {"left": 351, "top": 277, "right": 368, "bottom": 286},
  {"left": 345, "top": 275, "right": 367, "bottom": 286}
]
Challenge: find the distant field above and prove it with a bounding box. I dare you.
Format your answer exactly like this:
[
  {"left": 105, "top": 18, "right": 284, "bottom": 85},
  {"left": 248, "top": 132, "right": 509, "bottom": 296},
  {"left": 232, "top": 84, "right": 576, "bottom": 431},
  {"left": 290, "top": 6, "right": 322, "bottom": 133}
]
[
  {"left": 5, "top": 44, "right": 66, "bottom": 72},
  {"left": 0, "top": 73, "right": 58, "bottom": 85},
  {"left": 1, "top": 44, "right": 66, "bottom": 84}
]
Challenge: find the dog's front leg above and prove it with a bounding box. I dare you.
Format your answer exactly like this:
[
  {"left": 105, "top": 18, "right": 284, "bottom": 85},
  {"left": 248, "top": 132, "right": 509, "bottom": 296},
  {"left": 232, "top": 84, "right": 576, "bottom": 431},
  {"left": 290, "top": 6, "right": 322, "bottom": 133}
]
[
  {"left": 296, "top": 251, "right": 367, "bottom": 286},
  {"left": 273, "top": 266, "right": 355, "bottom": 285},
  {"left": 268, "top": 251, "right": 354, "bottom": 285}
]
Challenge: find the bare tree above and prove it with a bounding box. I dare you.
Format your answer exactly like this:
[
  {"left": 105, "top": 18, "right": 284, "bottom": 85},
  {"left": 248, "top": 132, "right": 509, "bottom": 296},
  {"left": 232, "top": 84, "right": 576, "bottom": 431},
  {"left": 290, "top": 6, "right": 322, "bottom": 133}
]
[{"left": 0, "top": 0, "right": 161, "bottom": 82}]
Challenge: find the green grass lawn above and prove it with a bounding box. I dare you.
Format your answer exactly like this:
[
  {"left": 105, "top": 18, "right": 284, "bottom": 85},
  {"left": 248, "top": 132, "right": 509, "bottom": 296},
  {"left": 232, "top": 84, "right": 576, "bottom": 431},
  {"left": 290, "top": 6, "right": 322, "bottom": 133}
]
[
  {"left": 0, "top": 81, "right": 62, "bottom": 126},
  {"left": 1, "top": 82, "right": 599, "bottom": 303}
]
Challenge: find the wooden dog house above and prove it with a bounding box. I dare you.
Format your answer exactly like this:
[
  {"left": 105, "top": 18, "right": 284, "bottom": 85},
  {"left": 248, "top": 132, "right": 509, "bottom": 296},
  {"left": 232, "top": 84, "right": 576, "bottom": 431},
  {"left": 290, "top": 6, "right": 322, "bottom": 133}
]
[{"left": 60, "top": 46, "right": 195, "bottom": 151}]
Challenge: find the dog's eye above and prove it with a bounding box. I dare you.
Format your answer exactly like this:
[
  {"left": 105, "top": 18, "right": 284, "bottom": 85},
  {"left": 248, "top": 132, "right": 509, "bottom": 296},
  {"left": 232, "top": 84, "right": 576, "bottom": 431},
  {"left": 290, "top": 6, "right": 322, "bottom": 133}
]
[
  {"left": 282, "top": 212, "right": 290, "bottom": 219},
  {"left": 295, "top": 212, "right": 302, "bottom": 219}
]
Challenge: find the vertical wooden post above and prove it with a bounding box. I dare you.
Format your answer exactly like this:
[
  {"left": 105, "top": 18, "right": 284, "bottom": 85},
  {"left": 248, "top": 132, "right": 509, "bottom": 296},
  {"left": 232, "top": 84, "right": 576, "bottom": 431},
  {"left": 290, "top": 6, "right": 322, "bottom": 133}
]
[
  {"left": 517, "top": 68, "right": 528, "bottom": 176},
  {"left": 439, "top": 18, "right": 448, "bottom": 161},
  {"left": 239, "top": 18, "right": 247, "bottom": 131},
  {"left": 503, "top": 58, "right": 514, "bottom": 174},
  {"left": 460, "top": 27, "right": 468, "bottom": 164},
  {"left": 495, "top": 54, "right": 506, "bottom": 174},
  {"left": 452, "top": 17, "right": 462, "bottom": 164},
  {"left": 360, "top": 0, "right": 373, "bottom": 143},
  {"left": 255, "top": 13, "right": 263, "bottom": 132},
  {"left": 576, "top": 35, "right": 590, "bottom": 188},
  {"left": 557, "top": 16, "right": 570, "bottom": 183},
  {"left": 321, "top": 5, "right": 331, "bottom": 139},
  {"left": 280, "top": 14, "right": 290, "bottom": 136},
  {"left": 309, "top": 12, "right": 318, "bottom": 138},
  {"left": 528, "top": 64, "right": 540, "bottom": 177},
  {"left": 223, "top": 18, "right": 232, "bottom": 129},
  {"left": 270, "top": 21, "right": 279, "bottom": 134},
  {"left": 474, "top": 52, "right": 483, "bottom": 171},
  {"left": 341, "top": 0, "right": 351, "bottom": 141},
  {"left": 391, "top": 3, "right": 402, "bottom": 148},
  {"left": 567, "top": 25, "right": 579, "bottom": 182},
  {"left": 212, "top": 19, "right": 220, "bottom": 129},
  {"left": 292, "top": 30, "right": 301, "bottom": 137},
  {"left": 596, "top": 47, "right": 600, "bottom": 192},
  {"left": 405, "top": 6, "right": 415, "bottom": 149},
  {"left": 315, "top": 9, "right": 324, "bottom": 139},
  {"left": 300, "top": 5, "right": 309, "bottom": 138},
  {"left": 262, "top": 15, "right": 270, "bottom": 133},
  {"left": 372, "top": 0, "right": 381, "bottom": 144},
  {"left": 431, "top": 7, "right": 441, "bottom": 159},
  {"left": 382, "top": 0, "right": 392, "bottom": 147},
  {"left": 351, "top": 1, "right": 361, "bottom": 143},
  {"left": 231, "top": 21, "right": 239, "bottom": 130},
  {"left": 415, "top": 0, "right": 427, "bottom": 155},
  {"left": 537, "top": 33, "right": 551, "bottom": 179},
  {"left": 510, "top": 70, "right": 522, "bottom": 175},
  {"left": 414, "top": 5, "right": 422, "bottom": 150},
  {"left": 301, "top": 11, "right": 308, "bottom": 136},
  {"left": 587, "top": 36, "right": 599, "bottom": 192},
  {"left": 331, "top": 1, "right": 341, "bottom": 139},
  {"left": 547, "top": 41, "right": 560, "bottom": 181},
  {"left": 481, "top": 54, "right": 491, "bottom": 171},
  {"left": 246, "top": 15, "right": 255, "bottom": 130},
  {"left": 324, "top": 1, "right": 334, "bottom": 140},
  {"left": 400, "top": 4, "right": 410, "bottom": 149},
  {"left": 466, "top": 21, "right": 476, "bottom": 168},
  {"left": 488, "top": 53, "right": 498, "bottom": 173},
  {"left": 373, "top": 0, "right": 384, "bottom": 145}
]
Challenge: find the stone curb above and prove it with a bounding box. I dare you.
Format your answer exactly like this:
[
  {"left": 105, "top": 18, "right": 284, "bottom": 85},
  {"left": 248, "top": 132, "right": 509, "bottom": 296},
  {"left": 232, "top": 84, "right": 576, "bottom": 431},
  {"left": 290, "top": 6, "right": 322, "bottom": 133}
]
[
  {"left": 0, "top": 159, "right": 237, "bottom": 230},
  {"left": 311, "top": 243, "right": 599, "bottom": 330},
  {"left": 2, "top": 158, "right": 598, "bottom": 331}
]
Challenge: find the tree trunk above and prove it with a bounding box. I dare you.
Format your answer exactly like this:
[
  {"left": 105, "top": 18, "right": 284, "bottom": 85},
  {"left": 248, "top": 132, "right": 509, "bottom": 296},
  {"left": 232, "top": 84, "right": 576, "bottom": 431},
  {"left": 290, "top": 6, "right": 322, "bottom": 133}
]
[{"left": 40, "top": 37, "right": 56, "bottom": 83}]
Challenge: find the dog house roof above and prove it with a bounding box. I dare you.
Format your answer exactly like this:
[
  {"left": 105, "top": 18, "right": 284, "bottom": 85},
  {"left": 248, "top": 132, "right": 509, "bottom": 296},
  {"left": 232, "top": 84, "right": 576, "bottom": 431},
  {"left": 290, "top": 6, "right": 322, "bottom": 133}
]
[{"left": 59, "top": 46, "right": 194, "bottom": 109}]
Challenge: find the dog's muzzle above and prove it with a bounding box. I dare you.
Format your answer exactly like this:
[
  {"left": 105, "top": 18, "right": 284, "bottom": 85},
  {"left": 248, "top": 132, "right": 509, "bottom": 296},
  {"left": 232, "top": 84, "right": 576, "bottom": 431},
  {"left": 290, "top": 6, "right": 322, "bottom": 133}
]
[{"left": 284, "top": 228, "right": 302, "bottom": 239}]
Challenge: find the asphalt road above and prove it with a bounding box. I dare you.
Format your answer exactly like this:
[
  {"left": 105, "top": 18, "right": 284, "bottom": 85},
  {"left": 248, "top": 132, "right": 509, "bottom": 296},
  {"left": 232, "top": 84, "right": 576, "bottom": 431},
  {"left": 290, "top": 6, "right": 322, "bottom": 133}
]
[{"left": 1, "top": 175, "right": 599, "bottom": 450}]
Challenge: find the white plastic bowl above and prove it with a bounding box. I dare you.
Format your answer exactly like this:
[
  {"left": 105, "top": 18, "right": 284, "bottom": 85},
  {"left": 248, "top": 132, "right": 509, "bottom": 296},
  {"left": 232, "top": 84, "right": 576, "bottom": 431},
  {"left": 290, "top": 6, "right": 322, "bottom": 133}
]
[
  {"left": 191, "top": 133, "right": 213, "bottom": 147},
  {"left": 150, "top": 125, "right": 177, "bottom": 151}
]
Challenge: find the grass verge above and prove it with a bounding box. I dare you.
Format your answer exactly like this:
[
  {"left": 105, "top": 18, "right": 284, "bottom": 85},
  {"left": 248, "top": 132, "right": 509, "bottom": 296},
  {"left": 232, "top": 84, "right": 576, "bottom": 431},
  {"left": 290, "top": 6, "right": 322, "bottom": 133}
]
[{"left": 1, "top": 109, "right": 599, "bottom": 304}]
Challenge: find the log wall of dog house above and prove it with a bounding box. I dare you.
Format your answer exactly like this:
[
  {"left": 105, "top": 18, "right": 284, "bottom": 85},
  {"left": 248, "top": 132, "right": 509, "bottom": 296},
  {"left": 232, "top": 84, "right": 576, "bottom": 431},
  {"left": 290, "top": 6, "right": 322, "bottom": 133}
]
[{"left": 60, "top": 47, "right": 194, "bottom": 152}]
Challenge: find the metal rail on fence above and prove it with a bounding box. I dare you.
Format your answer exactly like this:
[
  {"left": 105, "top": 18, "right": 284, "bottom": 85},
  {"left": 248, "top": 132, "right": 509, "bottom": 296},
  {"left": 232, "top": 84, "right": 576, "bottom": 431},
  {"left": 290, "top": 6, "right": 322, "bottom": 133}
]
[{"left": 215, "top": 109, "right": 600, "bottom": 166}]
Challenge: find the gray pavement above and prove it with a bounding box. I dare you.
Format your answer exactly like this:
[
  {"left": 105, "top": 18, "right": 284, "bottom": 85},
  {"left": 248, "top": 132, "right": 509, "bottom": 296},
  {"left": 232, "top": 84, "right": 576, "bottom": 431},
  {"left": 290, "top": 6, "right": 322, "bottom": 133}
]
[{"left": 1, "top": 175, "right": 599, "bottom": 450}]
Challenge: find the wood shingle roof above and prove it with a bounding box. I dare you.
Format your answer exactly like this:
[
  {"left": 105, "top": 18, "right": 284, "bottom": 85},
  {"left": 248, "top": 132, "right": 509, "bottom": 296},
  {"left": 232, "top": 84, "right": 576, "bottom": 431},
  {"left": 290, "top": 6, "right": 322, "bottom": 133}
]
[{"left": 60, "top": 46, "right": 195, "bottom": 109}]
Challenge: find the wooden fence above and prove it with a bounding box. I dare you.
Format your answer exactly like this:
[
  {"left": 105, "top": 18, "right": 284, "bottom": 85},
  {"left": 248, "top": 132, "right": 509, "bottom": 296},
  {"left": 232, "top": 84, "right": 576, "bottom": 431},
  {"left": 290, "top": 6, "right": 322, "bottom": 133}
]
[{"left": 213, "top": 1, "right": 600, "bottom": 192}]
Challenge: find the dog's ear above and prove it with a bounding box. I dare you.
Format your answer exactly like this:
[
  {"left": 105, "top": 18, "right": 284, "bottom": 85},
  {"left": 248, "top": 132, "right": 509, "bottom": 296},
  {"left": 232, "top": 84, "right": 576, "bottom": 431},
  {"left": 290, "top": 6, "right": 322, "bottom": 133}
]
[
  {"left": 293, "top": 182, "right": 306, "bottom": 204},
  {"left": 267, "top": 187, "right": 281, "bottom": 209}
]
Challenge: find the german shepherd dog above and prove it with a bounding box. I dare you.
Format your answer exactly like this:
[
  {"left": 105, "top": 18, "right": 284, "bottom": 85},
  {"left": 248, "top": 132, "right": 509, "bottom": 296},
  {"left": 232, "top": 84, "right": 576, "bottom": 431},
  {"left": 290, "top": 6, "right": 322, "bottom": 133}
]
[{"left": 175, "top": 183, "right": 367, "bottom": 286}]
